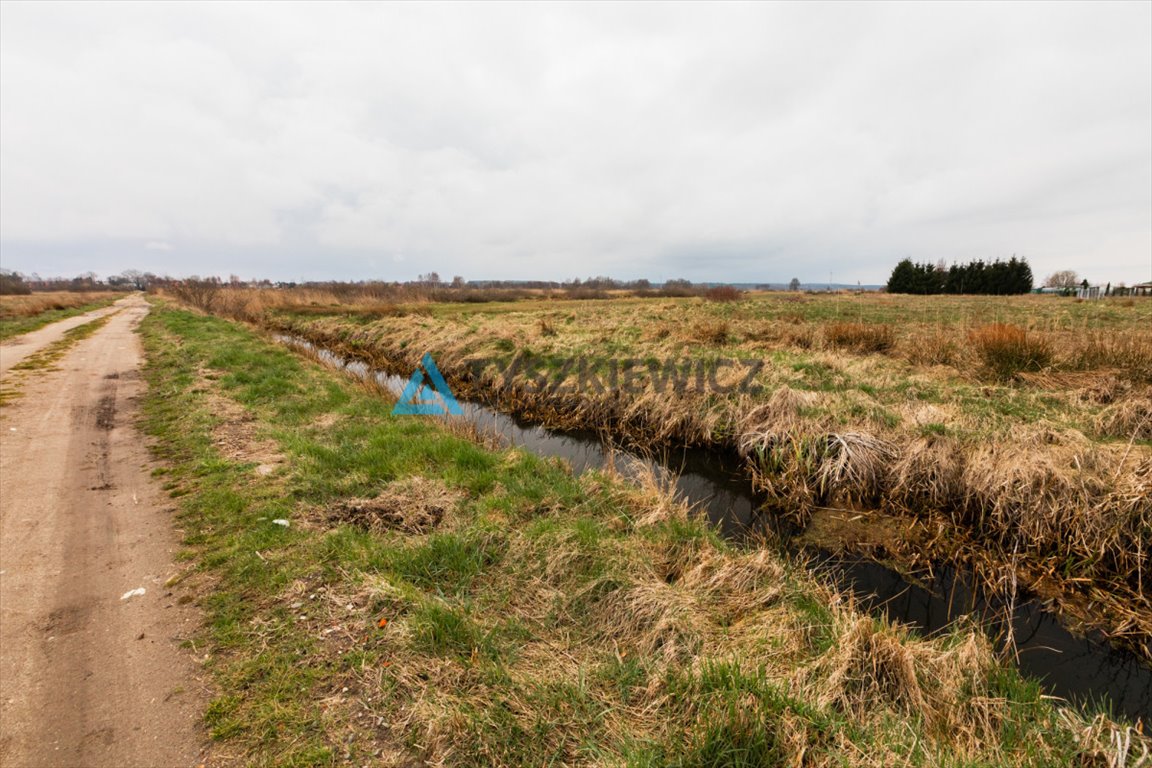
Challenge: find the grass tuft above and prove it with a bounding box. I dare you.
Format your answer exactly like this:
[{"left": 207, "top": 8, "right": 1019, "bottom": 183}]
[
  {"left": 824, "top": 322, "right": 896, "bottom": 353},
  {"left": 968, "top": 323, "right": 1053, "bottom": 380}
]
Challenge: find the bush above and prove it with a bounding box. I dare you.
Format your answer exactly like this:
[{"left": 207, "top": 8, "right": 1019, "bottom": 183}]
[
  {"left": 968, "top": 323, "right": 1052, "bottom": 379},
  {"left": 703, "top": 286, "right": 742, "bottom": 302},
  {"left": 824, "top": 322, "right": 895, "bottom": 353}
]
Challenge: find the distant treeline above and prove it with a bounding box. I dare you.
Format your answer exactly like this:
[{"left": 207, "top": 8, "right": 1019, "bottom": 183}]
[
  {"left": 0, "top": 269, "right": 148, "bottom": 295},
  {"left": 885, "top": 257, "right": 1033, "bottom": 295},
  {"left": 167, "top": 275, "right": 753, "bottom": 307}
]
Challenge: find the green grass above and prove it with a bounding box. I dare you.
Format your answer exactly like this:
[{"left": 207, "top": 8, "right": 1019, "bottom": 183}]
[
  {"left": 0, "top": 295, "right": 119, "bottom": 341},
  {"left": 138, "top": 302, "right": 1141, "bottom": 766},
  {"left": 247, "top": 290, "right": 1152, "bottom": 651},
  {"left": 1, "top": 313, "right": 118, "bottom": 405}
]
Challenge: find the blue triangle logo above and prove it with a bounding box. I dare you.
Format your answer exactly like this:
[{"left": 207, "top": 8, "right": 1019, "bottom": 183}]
[{"left": 392, "top": 353, "right": 464, "bottom": 416}]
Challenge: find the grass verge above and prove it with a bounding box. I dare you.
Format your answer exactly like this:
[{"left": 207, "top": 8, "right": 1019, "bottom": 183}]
[
  {"left": 0, "top": 292, "right": 120, "bottom": 341},
  {"left": 138, "top": 302, "right": 1147, "bottom": 766},
  {"left": 0, "top": 313, "right": 117, "bottom": 406}
]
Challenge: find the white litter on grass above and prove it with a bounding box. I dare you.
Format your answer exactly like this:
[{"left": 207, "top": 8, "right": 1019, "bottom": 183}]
[
  {"left": 272, "top": 519, "right": 290, "bottom": 527},
  {"left": 120, "top": 587, "right": 146, "bottom": 600}
]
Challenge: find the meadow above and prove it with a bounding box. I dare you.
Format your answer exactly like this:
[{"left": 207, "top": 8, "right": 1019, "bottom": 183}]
[
  {"left": 174, "top": 285, "right": 1152, "bottom": 658},
  {"left": 0, "top": 291, "right": 121, "bottom": 340},
  {"left": 137, "top": 298, "right": 1149, "bottom": 766}
]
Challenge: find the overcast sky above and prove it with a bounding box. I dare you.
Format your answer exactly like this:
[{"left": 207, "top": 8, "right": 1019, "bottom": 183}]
[{"left": 1, "top": 2, "right": 1149, "bottom": 285}]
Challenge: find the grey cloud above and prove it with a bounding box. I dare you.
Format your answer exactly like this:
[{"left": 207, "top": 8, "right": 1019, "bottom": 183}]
[{"left": 1, "top": 2, "right": 1148, "bottom": 284}]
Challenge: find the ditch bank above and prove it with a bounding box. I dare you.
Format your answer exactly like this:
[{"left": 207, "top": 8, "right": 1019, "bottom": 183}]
[
  {"left": 266, "top": 317, "right": 1151, "bottom": 654},
  {"left": 275, "top": 332, "right": 1151, "bottom": 722}
]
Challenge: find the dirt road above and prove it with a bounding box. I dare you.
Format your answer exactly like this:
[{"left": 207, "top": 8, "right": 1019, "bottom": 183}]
[
  {"left": 0, "top": 302, "right": 125, "bottom": 376},
  {"left": 0, "top": 296, "right": 209, "bottom": 767}
]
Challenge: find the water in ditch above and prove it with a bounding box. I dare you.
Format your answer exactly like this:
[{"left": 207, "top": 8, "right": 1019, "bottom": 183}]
[{"left": 280, "top": 336, "right": 1152, "bottom": 721}]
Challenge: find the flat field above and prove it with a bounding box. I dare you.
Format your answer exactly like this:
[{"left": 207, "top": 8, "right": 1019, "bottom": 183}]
[
  {"left": 0, "top": 291, "right": 122, "bottom": 340},
  {"left": 199, "top": 288, "right": 1152, "bottom": 655},
  {"left": 134, "top": 298, "right": 1149, "bottom": 765}
]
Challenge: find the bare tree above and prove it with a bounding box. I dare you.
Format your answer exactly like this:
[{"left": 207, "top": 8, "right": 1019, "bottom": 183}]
[
  {"left": 788, "top": 277, "right": 801, "bottom": 292},
  {"left": 1044, "top": 270, "right": 1079, "bottom": 290},
  {"left": 169, "top": 277, "right": 221, "bottom": 311},
  {"left": 120, "top": 269, "right": 147, "bottom": 290}
]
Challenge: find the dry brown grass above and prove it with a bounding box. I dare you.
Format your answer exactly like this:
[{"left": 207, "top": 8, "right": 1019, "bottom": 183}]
[
  {"left": 1096, "top": 398, "right": 1152, "bottom": 440},
  {"left": 884, "top": 436, "right": 966, "bottom": 512},
  {"left": 691, "top": 319, "right": 730, "bottom": 345},
  {"left": 324, "top": 476, "right": 463, "bottom": 534},
  {"left": 968, "top": 323, "right": 1053, "bottom": 379},
  {"left": 1065, "top": 331, "right": 1152, "bottom": 384},
  {"left": 198, "top": 368, "right": 285, "bottom": 476},
  {"left": 903, "top": 328, "right": 961, "bottom": 366},
  {"left": 800, "top": 615, "right": 1006, "bottom": 756},
  {"left": 824, "top": 322, "right": 896, "bottom": 354},
  {"left": 702, "top": 285, "right": 743, "bottom": 302},
  {"left": 187, "top": 288, "right": 1152, "bottom": 653},
  {"left": 0, "top": 291, "right": 120, "bottom": 319}
]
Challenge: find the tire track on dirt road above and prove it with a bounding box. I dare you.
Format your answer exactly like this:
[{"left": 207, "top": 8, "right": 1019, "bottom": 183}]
[
  {"left": 0, "top": 300, "right": 128, "bottom": 376},
  {"left": 0, "top": 296, "right": 210, "bottom": 767}
]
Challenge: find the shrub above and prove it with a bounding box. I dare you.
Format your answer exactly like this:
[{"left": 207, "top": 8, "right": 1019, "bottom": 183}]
[
  {"left": 968, "top": 323, "right": 1052, "bottom": 380},
  {"left": 824, "top": 322, "right": 895, "bottom": 353},
  {"left": 703, "top": 286, "right": 743, "bottom": 302}
]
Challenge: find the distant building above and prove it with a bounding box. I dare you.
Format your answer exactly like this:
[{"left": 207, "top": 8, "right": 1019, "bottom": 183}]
[{"left": 1132, "top": 282, "right": 1152, "bottom": 297}]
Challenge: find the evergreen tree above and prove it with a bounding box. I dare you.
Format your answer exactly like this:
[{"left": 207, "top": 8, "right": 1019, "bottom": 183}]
[
  {"left": 885, "top": 256, "right": 1033, "bottom": 295},
  {"left": 886, "top": 258, "right": 917, "bottom": 293}
]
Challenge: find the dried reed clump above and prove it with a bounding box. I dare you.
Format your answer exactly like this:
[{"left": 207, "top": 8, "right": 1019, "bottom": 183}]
[
  {"left": 884, "top": 436, "right": 966, "bottom": 513},
  {"left": 1083, "top": 459, "right": 1152, "bottom": 589},
  {"left": 537, "top": 317, "right": 558, "bottom": 337},
  {"left": 807, "top": 617, "right": 929, "bottom": 716},
  {"left": 584, "top": 578, "right": 705, "bottom": 665},
  {"left": 738, "top": 386, "right": 818, "bottom": 441},
  {"left": 783, "top": 324, "right": 816, "bottom": 349},
  {"left": 1064, "top": 330, "right": 1152, "bottom": 384},
  {"left": 1058, "top": 710, "right": 1152, "bottom": 768},
  {"left": 968, "top": 323, "right": 1053, "bottom": 380},
  {"left": 692, "top": 320, "right": 731, "bottom": 345},
  {"left": 1075, "top": 375, "right": 1132, "bottom": 406},
  {"left": 676, "top": 548, "right": 785, "bottom": 620},
  {"left": 740, "top": 420, "right": 894, "bottom": 512},
  {"left": 904, "top": 329, "right": 961, "bottom": 367},
  {"left": 815, "top": 432, "right": 896, "bottom": 504},
  {"left": 605, "top": 455, "right": 693, "bottom": 528},
  {"left": 801, "top": 617, "right": 999, "bottom": 750},
  {"left": 326, "top": 477, "right": 463, "bottom": 534},
  {"left": 738, "top": 388, "right": 828, "bottom": 512},
  {"left": 823, "top": 322, "right": 896, "bottom": 354},
  {"left": 1094, "top": 397, "right": 1152, "bottom": 440},
  {"left": 617, "top": 389, "right": 724, "bottom": 447},
  {"left": 958, "top": 429, "right": 1109, "bottom": 554}
]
